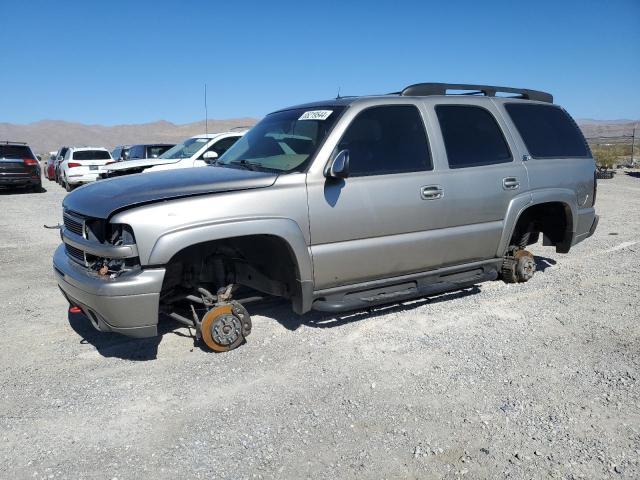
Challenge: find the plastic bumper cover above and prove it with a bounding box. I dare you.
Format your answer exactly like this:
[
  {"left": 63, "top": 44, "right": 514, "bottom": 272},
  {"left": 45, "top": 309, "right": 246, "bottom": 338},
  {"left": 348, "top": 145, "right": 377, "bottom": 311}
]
[{"left": 53, "top": 244, "right": 165, "bottom": 338}]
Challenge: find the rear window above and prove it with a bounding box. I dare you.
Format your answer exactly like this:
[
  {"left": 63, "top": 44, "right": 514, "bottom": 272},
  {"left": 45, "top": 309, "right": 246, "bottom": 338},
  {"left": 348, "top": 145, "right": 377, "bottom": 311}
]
[
  {"left": 435, "top": 105, "right": 512, "bottom": 168},
  {"left": 72, "top": 150, "right": 111, "bottom": 160},
  {"left": 0, "top": 145, "right": 35, "bottom": 160},
  {"left": 504, "top": 103, "right": 590, "bottom": 158}
]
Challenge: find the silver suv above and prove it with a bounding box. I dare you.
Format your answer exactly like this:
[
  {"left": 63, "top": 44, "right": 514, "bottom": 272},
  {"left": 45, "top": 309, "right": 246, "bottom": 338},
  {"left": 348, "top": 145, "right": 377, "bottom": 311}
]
[{"left": 53, "top": 83, "right": 598, "bottom": 352}]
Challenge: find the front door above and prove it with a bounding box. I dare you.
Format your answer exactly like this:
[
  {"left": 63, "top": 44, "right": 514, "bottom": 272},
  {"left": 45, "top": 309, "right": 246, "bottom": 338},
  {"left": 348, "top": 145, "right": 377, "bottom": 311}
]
[{"left": 307, "top": 104, "right": 449, "bottom": 290}]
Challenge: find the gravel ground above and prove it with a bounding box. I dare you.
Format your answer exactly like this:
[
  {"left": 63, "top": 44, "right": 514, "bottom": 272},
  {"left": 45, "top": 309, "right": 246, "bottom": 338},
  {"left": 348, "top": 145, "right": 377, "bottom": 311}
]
[{"left": 1, "top": 172, "right": 639, "bottom": 479}]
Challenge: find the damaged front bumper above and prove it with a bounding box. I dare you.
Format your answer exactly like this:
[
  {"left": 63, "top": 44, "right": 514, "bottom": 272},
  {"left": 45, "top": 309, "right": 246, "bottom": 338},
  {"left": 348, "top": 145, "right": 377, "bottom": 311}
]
[{"left": 53, "top": 244, "right": 165, "bottom": 338}]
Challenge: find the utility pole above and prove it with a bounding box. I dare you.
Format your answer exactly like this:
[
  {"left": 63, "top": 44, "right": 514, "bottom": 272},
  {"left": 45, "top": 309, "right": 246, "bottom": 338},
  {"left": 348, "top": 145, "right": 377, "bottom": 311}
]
[{"left": 632, "top": 122, "right": 637, "bottom": 166}]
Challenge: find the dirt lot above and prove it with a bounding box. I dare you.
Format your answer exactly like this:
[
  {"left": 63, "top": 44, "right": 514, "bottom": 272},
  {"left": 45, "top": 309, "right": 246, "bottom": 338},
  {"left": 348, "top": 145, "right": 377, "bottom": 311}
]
[{"left": 1, "top": 172, "right": 639, "bottom": 479}]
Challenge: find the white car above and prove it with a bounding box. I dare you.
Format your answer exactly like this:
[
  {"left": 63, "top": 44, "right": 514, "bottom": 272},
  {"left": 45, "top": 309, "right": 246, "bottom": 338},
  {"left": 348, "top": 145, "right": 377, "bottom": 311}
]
[
  {"left": 60, "top": 147, "right": 113, "bottom": 191},
  {"left": 100, "top": 132, "right": 244, "bottom": 178}
]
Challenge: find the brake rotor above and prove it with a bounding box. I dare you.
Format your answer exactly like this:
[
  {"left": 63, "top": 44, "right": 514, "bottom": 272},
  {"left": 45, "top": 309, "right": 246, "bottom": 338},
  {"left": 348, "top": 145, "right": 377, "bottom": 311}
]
[
  {"left": 515, "top": 250, "right": 536, "bottom": 282},
  {"left": 200, "top": 302, "right": 252, "bottom": 352}
]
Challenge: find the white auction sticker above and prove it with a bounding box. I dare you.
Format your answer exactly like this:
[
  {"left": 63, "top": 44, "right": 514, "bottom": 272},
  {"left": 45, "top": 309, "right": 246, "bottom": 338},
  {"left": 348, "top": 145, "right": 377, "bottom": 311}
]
[{"left": 298, "top": 110, "right": 333, "bottom": 121}]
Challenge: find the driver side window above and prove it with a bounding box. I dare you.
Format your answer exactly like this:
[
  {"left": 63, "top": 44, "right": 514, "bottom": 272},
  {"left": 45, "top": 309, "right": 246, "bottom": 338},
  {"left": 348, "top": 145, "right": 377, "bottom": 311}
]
[{"left": 338, "top": 105, "right": 432, "bottom": 176}]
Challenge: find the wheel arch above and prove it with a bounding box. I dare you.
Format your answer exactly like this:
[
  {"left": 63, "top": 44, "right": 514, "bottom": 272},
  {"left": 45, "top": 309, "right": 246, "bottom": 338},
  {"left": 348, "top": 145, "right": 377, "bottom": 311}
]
[
  {"left": 150, "top": 218, "right": 314, "bottom": 313},
  {"left": 498, "top": 189, "right": 577, "bottom": 256}
]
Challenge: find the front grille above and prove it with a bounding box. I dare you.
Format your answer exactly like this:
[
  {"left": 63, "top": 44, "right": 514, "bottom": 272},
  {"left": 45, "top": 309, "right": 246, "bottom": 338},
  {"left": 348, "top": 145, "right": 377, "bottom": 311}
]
[
  {"left": 65, "top": 244, "right": 86, "bottom": 265},
  {"left": 63, "top": 212, "right": 84, "bottom": 237}
]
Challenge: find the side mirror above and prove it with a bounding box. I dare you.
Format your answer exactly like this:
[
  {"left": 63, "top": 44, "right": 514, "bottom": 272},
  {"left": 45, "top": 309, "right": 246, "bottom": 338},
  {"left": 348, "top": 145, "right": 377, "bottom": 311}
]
[
  {"left": 203, "top": 151, "right": 219, "bottom": 160},
  {"left": 326, "top": 149, "right": 350, "bottom": 178}
]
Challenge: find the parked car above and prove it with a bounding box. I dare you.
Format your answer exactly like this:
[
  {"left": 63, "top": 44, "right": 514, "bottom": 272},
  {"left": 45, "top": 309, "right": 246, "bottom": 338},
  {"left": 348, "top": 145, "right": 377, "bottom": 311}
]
[
  {"left": 44, "top": 152, "right": 57, "bottom": 180},
  {"left": 53, "top": 146, "right": 69, "bottom": 183},
  {"left": 0, "top": 141, "right": 42, "bottom": 192},
  {"left": 54, "top": 82, "right": 598, "bottom": 353},
  {"left": 128, "top": 143, "right": 175, "bottom": 160},
  {"left": 59, "top": 146, "right": 113, "bottom": 191},
  {"left": 99, "top": 133, "right": 242, "bottom": 178},
  {"left": 111, "top": 145, "right": 131, "bottom": 162}
]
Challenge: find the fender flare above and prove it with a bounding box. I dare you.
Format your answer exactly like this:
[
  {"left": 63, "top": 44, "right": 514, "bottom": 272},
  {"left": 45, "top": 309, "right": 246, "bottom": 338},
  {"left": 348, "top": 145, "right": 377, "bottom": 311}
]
[
  {"left": 147, "top": 217, "right": 314, "bottom": 313},
  {"left": 497, "top": 189, "right": 577, "bottom": 256}
]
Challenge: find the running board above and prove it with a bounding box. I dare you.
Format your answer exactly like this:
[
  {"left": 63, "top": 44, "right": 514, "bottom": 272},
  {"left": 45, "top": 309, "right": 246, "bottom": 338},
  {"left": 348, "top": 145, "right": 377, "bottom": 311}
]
[{"left": 312, "top": 267, "right": 498, "bottom": 313}]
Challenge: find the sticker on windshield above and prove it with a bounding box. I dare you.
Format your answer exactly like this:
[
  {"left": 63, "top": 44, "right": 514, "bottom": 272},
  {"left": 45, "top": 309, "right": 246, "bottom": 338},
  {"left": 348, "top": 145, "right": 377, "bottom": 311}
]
[{"left": 298, "top": 110, "right": 333, "bottom": 121}]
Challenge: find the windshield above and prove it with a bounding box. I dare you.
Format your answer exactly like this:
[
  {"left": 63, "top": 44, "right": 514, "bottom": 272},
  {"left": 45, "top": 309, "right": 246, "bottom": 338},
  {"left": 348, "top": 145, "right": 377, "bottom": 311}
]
[
  {"left": 217, "top": 106, "right": 346, "bottom": 173},
  {"left": 72, "top": 150, "right": 111, "bottom": 160},
  {"left": 160, "top": 137, "right": 209, "bottom": 159}
]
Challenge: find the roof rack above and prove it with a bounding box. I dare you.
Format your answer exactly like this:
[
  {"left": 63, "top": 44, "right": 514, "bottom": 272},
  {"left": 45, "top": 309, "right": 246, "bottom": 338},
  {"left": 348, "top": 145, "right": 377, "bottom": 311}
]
[{"left": 398, "top": 83, "right": 553, "bottom": 103}]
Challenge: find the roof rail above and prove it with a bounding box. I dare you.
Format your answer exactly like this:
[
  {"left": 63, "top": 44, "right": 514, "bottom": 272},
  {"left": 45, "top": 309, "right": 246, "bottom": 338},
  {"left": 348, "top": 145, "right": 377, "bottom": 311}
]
[
  {"left": 399, "top": 83, "right": 553, "bottom": 103},
  {"left": 2, "top": 140, "right": 28, "bottom": 145}
]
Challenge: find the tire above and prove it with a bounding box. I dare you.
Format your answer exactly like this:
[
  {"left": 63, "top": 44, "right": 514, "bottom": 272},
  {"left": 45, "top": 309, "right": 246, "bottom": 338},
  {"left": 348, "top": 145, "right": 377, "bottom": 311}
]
[{"left": 64, "top": 178, "right": 73, "bottom": 192}]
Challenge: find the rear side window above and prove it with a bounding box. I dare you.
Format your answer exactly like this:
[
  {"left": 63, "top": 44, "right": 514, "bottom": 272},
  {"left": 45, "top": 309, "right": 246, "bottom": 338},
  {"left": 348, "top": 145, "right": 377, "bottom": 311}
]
[
  {"left": 0, "top": 145, "right": 35, "bottom": 159},
  {"left": 504, "top": 103, "right": 590, "bottom": 158},
  {"left": 436, "top": 105, "right": 512, "bottom": 168},
  {"left": 338, "top": 105, "right": 432, "bottom": 176},
  {"left": 72, "top": 150, "right": 111, "bottom": 160}
]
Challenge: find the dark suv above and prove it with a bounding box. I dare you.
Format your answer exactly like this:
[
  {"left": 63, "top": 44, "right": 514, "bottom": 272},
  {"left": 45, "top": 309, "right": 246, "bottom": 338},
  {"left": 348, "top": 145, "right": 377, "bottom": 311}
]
[{"left": 0, "top": 141, "right": 42, "bottom": 192}]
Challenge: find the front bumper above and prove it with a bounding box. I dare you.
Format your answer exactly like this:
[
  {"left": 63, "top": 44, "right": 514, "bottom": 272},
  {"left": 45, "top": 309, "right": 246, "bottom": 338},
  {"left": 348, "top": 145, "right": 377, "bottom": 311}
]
[{"left": 53, "top": 244, "right": 165, "bottom": 338}]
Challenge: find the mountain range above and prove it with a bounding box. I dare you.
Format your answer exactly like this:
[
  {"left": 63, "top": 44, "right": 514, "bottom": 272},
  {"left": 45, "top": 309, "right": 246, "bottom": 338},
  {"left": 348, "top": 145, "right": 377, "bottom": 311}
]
[{"left": 0, "top": 117, "right": 636, "bottom": 155}]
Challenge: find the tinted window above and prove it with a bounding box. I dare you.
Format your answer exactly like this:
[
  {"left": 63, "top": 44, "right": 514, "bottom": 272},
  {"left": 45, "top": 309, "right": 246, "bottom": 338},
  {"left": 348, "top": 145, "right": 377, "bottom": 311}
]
[
  {"left": 111, "top": 147, "right": 121, "bottom": 160},
  {"left": 505, "top": 103, "right": 590, "bottom": 158},
  {"left": 0, "top": 145, "right": 35, "bottom": 160},
  {"left": 146, "top": 145, "right": 173, "bottom": 158},
  {"left": 338, "top": 105, "right": 431, "bottom": 176},
  {"left": 436, "top": 105, "right": 512, "bottom": 168},
  {"left": 129, "top": 145, "right": 145, "bottom": 159},
  {"left": 72, "top": 150, "right": 111, "bottom": 160}
]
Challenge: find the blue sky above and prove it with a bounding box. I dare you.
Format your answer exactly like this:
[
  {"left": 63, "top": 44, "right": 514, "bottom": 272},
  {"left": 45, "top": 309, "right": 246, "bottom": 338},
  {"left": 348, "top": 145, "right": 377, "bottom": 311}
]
[{"left": 1, "top": 0, "right": 638, "bottom": 125}]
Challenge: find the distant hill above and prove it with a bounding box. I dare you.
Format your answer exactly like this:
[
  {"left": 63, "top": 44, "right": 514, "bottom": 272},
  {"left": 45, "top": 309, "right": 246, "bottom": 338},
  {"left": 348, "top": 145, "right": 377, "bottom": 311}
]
[
  {"left": 576, "top": 120, "right": 638, "bottom": 142},
  {"left": 0, "top": 117, "right": 636, "bottom": 155},
  {"left": 0, "top": 118, "right": 258, "bottom": 155}
]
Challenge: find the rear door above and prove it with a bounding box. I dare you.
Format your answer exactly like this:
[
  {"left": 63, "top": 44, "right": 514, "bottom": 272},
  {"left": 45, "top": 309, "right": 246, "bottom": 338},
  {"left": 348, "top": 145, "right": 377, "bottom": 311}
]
[{"left": 426, "top": 101, "right": 530, "bottom": 265}]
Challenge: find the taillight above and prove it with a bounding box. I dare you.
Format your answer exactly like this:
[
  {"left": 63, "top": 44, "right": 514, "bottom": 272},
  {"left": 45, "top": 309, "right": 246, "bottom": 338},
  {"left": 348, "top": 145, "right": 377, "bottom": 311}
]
[
  {"left": 23, "top": 158, "right": 37, "bottom": 166},
  {"left": 105, "top": 161, "right": 116, "bottom": 165},
  {"left": 68, "top": 162, "right": 82, "bottom": 168}
]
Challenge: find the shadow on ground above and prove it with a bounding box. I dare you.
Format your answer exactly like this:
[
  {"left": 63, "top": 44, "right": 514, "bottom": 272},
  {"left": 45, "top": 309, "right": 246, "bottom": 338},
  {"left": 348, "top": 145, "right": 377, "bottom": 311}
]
[
  {"left": 0, "top": 186, "right": 47, "bottom": 195},
  {"left": 68, "top": 311, "right": 193, "bottom": 360},
  {"left": 625, "top": 171, "right": 640, "bottom": 179},
  {"left": 534, "top": 255, "right": 557, "bottom": 272}
]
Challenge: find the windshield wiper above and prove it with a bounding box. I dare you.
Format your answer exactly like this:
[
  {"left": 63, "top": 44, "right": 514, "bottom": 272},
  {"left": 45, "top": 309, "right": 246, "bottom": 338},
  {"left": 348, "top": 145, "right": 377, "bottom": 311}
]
[{"left": 229, "top": 159, "right": 263, "bottom": 171}]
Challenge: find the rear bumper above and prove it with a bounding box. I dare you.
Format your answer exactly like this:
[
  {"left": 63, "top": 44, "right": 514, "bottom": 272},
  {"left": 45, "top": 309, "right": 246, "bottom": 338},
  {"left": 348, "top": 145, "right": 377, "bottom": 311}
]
[
  {"left": 0, "top": 175, "right": 40, "bottom": 187},
  {"left": 572, "top": 208, "right": 598, "bottom": 246},
  {"left": 67, "top": 173, "right": 99, "bottom": 185},
  {"left": 53, "top": 244, "right": 166, "bottom": 338}
]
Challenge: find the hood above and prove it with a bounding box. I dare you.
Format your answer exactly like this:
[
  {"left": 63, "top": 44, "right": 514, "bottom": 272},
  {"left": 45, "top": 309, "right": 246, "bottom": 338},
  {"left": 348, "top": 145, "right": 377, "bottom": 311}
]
[
  {"left": 104, "top": 157, "right": 182, "bottom": 171},
  {"left": 63, "top": 166, "right": 278, "bottom": 219}
]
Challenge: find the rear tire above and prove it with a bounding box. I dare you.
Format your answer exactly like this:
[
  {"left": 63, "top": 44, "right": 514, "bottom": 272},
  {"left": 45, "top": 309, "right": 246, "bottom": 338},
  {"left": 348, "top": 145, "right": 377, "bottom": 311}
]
[{"left": 64, "top": 178, "right": 73, "bottom": 192}]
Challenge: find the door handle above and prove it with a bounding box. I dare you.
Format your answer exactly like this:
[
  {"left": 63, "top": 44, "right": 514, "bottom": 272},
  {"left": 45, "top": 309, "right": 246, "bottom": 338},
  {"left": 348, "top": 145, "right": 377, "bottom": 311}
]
[
  {"left": 420, "top": 185, "right": 444, "bottom": 200},
  {"left": 502, "top": 177, "right": 520, "bottom": 190}
]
